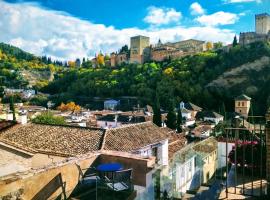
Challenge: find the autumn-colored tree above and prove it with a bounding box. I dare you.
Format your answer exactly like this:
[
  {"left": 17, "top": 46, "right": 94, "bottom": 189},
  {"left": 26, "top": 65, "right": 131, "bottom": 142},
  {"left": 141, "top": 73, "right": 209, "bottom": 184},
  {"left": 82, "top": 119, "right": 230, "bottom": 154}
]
[
  {"left": 206, "top": 42, "right": 213, "bottom": 50},
  {"left": 97, "top": 53, "right": 105, "bottom": 66},
  {"left": 68, "top": 61, "right": 76, "bottom": 68},
  {"left": 57, "top": 102, "right": 81, "bottom": 113}
]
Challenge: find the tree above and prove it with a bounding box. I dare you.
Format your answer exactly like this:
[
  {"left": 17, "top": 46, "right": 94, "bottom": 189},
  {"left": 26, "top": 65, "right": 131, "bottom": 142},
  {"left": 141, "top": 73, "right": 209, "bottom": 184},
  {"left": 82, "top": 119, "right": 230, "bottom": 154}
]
[
  {"left": 68, "top": 61, "right": 76, "bottom": 68},
  {"left": 233, "top": 35, "right": 238, "bottom": 47},
  {"left": 153, "top": 95, "right": 162, "bottom": 127},
  {"left": 57, "top": 102, "right": 81, "bottom": 113},
  {"left": 97, "top": 53, "right": 105, "bottom": 66},
  {"left": 206, "top": 42, "right": 213, "bottom": 50},
  {"left": 214, "top": 42, "right": 223, "bottom": 49},
  {"left": 10, "top": 95, "right": 16, "bottom": 122},
  {"left": 119, "top": 45, "right": 129, "bottom": 53},
  {"left": 32, "top": 111, "right": 66, "bottom": 125},
  {"left": 166, "top": 101, "right": 176, "bottom": 130},
  {"left": 176, "top": 108, "right": 182, "bottom": 133}
]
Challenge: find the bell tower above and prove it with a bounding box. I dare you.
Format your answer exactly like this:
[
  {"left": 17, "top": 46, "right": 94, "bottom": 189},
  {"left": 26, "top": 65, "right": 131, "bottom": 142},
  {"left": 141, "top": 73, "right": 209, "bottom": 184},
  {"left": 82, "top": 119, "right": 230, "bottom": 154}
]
[{"left": 234, "top": 94, "right": 251, "bottom": 118}]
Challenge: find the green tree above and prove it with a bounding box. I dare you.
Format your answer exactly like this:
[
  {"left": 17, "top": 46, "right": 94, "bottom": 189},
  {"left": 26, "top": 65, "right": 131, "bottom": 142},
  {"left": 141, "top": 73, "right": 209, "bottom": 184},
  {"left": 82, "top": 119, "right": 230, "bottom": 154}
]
[
  {"left": 233, "top": 35, "right": 238, "bottom": 47},
  {"left": 176, "top": 108, "right": 182, "bottom": 133},
  {"left": 166, "top": 101, "right": 176, "bottom": 130},
  {"left": 153, "top": 95, "right": 162, "bottom": 127},
  {"left": 9, "top": 95, "right": 16, "bottom": 121},
  {"left": 32, "top": 111, "right": 66, "bottom": 125}
]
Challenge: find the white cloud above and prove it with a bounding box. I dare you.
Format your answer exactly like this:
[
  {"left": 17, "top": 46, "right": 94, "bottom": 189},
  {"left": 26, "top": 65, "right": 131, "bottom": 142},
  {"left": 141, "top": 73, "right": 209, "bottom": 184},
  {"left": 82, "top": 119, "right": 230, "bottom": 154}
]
[
  {"left": 223, "top": 0, "right": 261, "bottom": 3},
  {"left": 190, "top": 2, "right": 205, "bottom": 15},
  {"left": 0, "top": 1, "right": 236, "bottom": 60},
  {"left": 196, "top": 11, "right": 239, "bottom": 27},
  {"left": 144, "top": 6, "right": 182, "bottom": 26}
]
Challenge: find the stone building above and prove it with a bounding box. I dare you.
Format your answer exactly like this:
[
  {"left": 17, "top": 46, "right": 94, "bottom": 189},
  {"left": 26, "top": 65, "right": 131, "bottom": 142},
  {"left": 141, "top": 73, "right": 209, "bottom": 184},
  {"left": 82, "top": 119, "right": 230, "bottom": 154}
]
[
  {"left": 167, "top": 39, "right": 207, "bottom": 53},
  {"left": 110, "top": 52, "right": 128, "bottom": 67},
  {"left": 239, "top": 13, "right": 270, "bottom": 46},
  {"left": 150, "top": 39, "right": 207, "bottom": 62},
  {"left": 256, "top": 13, "right": 270, "bottom": 35},
  {"left": 130, "top": 35, "right": 150, "bottom": 64},
  {"left": 234, "top": 94, "right": 251, "bottom": 118}
]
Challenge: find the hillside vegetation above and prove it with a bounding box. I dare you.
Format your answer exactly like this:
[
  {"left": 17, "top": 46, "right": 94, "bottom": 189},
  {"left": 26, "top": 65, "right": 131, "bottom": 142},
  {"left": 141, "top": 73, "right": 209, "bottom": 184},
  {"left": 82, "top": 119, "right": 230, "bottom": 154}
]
[
  {"left": 43, "top": 41, "right": 270, "bottom": 114},
  {"left": 0, "top": 43, "right": 62, "bottom": 90}
]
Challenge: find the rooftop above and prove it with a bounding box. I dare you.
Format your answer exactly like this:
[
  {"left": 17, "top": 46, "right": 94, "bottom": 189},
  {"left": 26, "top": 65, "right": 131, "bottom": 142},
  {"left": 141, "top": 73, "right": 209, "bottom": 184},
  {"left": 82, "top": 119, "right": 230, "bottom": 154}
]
[
  {"left": 235, "top": 94, "right": 251, "bottom": 101},
  {"left": 193, "top": 137, "right": 217, "bottom": 155},
  {"left": 197, "top": 111, "right": 224, "bottom": 119},
  {"left": 168, "top": 133, "right": 187, "bottom": 160},
  {"left": 0, "top": 121, "right": 168, "bottom": 156},
  {"left": 103, "top": 122, "right": 168, "bottom": 152},
  {"left": 0, "top": 123, "right": 104, "bottom": 157},
  {"left": 185, "top": 102, "right": 202, "bottom": 112}
]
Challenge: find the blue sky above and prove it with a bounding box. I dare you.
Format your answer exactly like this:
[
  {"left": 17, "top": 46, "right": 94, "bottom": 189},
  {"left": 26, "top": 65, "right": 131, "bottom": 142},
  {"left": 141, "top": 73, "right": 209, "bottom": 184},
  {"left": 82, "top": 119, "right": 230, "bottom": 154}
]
[{"left": 0, "top": 0, "right": 269, "bottom": 60}]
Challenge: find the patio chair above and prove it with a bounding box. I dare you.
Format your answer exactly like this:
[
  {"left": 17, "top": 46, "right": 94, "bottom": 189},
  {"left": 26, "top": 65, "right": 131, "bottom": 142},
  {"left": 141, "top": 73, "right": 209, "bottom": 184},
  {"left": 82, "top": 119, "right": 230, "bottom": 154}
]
[
  {"left": 75, "top": 163, "right": 98, "bottom": 185},
  {"left": 100, "top": 168, "right": 133, "bottom": 192}
]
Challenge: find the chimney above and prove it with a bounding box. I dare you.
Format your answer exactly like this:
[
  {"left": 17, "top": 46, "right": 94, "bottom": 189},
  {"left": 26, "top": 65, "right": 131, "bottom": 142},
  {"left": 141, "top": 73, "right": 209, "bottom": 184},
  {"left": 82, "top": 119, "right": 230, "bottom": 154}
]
[{"left": 17, "top": 114, "right": 28, "bottom": 125}]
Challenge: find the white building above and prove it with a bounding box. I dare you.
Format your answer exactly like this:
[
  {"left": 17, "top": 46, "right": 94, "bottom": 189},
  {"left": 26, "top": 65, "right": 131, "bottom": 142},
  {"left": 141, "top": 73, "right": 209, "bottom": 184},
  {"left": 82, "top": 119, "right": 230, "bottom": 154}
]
[
  {"left": 104, "top": 99, "right": 119, "bottom": 110},
  {"left": 203, "top": 111, "right": 224, "bottom": 125}
]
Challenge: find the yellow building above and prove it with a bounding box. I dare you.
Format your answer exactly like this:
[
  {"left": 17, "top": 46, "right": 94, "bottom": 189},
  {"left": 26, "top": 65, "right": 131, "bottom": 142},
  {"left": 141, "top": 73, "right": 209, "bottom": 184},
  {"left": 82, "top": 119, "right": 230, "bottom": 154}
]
[
  {"left": 130, "top": 35, "right": 150, "bottom": 64},
  {"left": 234, "top": 94, "right": 251, "bottom": 118}
]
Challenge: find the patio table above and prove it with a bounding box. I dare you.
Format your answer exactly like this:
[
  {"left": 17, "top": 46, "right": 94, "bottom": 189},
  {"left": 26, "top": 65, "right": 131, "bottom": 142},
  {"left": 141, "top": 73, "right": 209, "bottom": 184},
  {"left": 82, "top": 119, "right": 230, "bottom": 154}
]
[{"left": 97, "top": 163, "right": 123, "bottom": 172}]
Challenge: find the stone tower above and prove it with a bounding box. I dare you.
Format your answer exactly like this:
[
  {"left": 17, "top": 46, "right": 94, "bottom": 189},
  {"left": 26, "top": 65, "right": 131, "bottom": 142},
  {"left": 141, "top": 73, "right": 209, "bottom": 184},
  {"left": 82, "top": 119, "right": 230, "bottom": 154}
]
[
  {"left": 256, "top": 13, "right": 270, "bottom": 35},
  {"left": 234, "top": 94, "right": 251, "bottom": 118},
  {"left": 130, "top": 35, "right": 150, "bottom": 64}
]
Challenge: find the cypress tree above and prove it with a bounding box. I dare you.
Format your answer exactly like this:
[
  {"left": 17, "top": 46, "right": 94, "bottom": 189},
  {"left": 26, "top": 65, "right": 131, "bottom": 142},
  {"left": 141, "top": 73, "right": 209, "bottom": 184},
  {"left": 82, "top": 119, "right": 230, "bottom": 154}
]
[
  {"left": 10, "top": 95, "right": 16, "bottom": 122},
  {"left": 166, "top": 101, "right": 176, "bottom": 130},
  {"left": 153, "top": 95, "right": 162, "bottom": 127},
  {"left": 233, "top": 35, "right": 238, "bottom": 47},
  {"left": 176, "top": 108, "right": 182, "bottom": 133}
]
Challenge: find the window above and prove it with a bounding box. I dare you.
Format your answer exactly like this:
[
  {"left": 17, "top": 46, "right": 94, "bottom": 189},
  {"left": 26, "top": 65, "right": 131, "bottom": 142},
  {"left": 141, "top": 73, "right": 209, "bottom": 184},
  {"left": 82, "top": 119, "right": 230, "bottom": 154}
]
[
  {"left": 189, "top": 161, "right": 192, "bottom": 172},
  {"left": 238, "top": 102, "right": 241, "bottom": 106},
  {"left": 239, "top": 109, "right": 241, "bottom": 113},
  {"left": 242, "top": 102, "right": 244, "bottom": 106}
]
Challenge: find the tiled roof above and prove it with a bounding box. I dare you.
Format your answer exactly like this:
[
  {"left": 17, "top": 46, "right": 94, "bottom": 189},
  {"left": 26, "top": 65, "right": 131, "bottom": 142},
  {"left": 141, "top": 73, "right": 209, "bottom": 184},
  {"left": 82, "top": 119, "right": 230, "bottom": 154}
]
[
  {"left": 0, "top": 120, "right": 16, "bottom": 131},
  {"left": 103, "top": 122, "right": 168, "bottom": 152},
  {"left": 185, "top": 102, "right": 202, "bottom": 111},
  {"left": 0, "top": 123, "right": 104, "bottom": 157},
  {"left": 168, "top": 133, "right": 187, "bottom": 160},
  {"left": 181, "top": 108, "right": 191, "bottom": 113},
  {"left": 197, "top": 111, "right": 223, "bottom": 119},
  {"left": 235, "top": 94, "right": 251, "bottom": 101},
  {"left": 193, "top": 137, "right": 217, "bottom": 154},
  {"left": 191, "top": 125, "right": 212, "bottom": 137}
]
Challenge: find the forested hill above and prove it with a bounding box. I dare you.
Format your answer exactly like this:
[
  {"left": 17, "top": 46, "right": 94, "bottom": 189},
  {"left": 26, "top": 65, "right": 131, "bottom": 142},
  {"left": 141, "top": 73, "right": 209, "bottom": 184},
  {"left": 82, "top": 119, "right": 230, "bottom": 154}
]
[
  {"left": 0, "top": 42, "right": 63, "bottom": 90},
  {"left": 43, "top": 41, "right": 270, "bottom": 115}
]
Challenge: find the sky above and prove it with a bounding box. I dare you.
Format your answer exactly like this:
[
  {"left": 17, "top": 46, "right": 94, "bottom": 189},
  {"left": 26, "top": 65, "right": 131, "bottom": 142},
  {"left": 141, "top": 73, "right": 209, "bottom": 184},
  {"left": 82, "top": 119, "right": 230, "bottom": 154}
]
[{"left": 0, "top": 0, "right": 269, "bottom": 60}]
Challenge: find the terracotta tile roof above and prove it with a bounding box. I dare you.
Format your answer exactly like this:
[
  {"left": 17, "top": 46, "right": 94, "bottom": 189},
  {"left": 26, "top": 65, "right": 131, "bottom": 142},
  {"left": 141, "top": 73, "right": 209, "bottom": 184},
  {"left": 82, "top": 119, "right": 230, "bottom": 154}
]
[
  {"left": 191, "top": 125, "right": 212, "bottom": 137},
  {"left": 185, "top": 102, "right": 202, "bottom": 111},
  {"left": 193, "top": 137, "right": 217, "bottom": 154},
  {"left": 0, "top": 123, "right": 104, "bottom": 157},
  {"left": 0, "top": 120, "right": 16, "bottom": 131},
  {"left": 102, "top": 122, "right": 168, "bottom": 152},
  {"left": 168, "top": 133, "right": 187, "bottom": 160}
]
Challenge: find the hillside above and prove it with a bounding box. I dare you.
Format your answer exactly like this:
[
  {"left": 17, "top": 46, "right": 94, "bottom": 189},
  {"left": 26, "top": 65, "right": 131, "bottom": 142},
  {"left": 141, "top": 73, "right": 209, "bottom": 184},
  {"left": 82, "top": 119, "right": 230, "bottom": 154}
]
[
  {"left": 0, "top": 42, "right": 61, "bottom": 90},
  {"left": 44, "top": 41, "right": 270, "bottom": 114}
]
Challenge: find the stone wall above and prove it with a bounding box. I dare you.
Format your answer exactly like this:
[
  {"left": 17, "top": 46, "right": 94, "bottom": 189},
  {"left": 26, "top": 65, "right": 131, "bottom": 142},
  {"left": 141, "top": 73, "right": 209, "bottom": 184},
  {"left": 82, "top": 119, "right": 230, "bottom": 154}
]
[
  {"left": 0, "top": 151, "right": 154, "bottom": 199},
  {"left": 0, "top": 153, "right": 98, "bottom": 200},
  {"left": 0, "top": 145, "right": 31, "bottom": 177}
]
